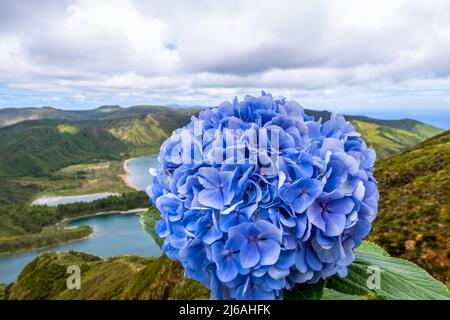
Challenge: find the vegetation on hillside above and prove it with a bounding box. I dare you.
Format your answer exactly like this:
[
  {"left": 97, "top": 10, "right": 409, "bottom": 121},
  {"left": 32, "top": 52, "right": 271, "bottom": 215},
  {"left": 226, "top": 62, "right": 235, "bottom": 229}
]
[
  {"left": 0, "top": 178, "right": 43, "bottom": 206},
  {"left": 304, "top": 109, "right": 443, "bottom": 158},
  {"left": 104, "top": 114, "right": 171, "bottom": 156},
  {"left": 351, "top": 120, "right": 439, "bottom": 159},
  {"left": 0, "top": 160, "right": 131, "bottom": 206},
  {"left": 0, "top": 191, "right": 150, "bottom": 254},
  {"left": 0, "top": 107, "right": 90, "bottom": 127},
  {"left": 141, "top": 207, "right": 165, "bottom": 248},
  {"left": 0, "top": 105, "right": 446, "bottom": 298},
  {"left": 0, "top": 226, "right": 92, "bottom": 256},
  {"left": 56, "top": 124, "right": 79, "bottom": 134},
  {"left": 304, "top": 109, "right": 443, "bottom": 137},
  {"left": 369, "top": 130, "right": 450, "bottom": 285},
  {"left": 0, "top": 251, "right": 209, "bottom": 300},
  {"left": 0, "top": 106, "right": 441, "bottom": 177},
  {"left": 0, "top": 191, "right": 149, "bottom": 236},
  {"left": 0, "top": 120, "right": 127, "bottom": 176},
  {"left": 0, "top": 106, "right": 197, "bottom": 178},
  {"left": 2, "top": 217, "right": 447, "bottom": 299}
]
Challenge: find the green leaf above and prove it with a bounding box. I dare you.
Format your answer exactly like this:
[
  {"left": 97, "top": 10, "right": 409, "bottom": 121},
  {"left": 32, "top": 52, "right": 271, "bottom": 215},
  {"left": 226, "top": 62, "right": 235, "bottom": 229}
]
[
  {"left": 327, "top": 241, "right": 450, "bottom": 300},
  {"left": 357, "top": 240, "right": 390, "bottom": 256},
  {"left": 283, "top": 279, "right": 325, "bottom": 300},
  {"left": 140, "top": 207, "right": 164, "bottom": 248},
  {"left": 321, "top": 288, "right": 366, "bottom": 300}
]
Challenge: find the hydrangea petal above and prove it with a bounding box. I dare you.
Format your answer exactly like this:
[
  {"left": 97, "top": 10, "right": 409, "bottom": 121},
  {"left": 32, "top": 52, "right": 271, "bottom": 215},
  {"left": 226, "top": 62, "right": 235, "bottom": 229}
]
[
  {"left": 240, "top": 242, "right": 261, "bottom": 268},
  {"left": 258, "top": 239, "right": 281, "bottom": 265},
  {"left": 198, "top": 188, "right": 224, "bottom": 209},
  {"left": 217, "top": 257, "right": 238, "bottom": 282},
  {"left": 323, "top": 213, "right": 347, "bottom": 237}
]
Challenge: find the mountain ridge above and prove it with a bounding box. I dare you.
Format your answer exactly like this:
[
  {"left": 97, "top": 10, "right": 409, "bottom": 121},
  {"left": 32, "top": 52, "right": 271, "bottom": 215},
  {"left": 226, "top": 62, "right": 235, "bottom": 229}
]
[
  {"left": 0, "top": 251, "right": 208, "bottom": 300},
  {"left": 370, "top": 130, "right": 450, "bottom": 284},
  {"left": 0, "top": 105, "right": 198, "bottom": 126},
  {"left": 0, "top": 104, "right": 443, "bottom": 130},
  {"left": 0, "top": 105, "right": 442, "bottom": 175}
]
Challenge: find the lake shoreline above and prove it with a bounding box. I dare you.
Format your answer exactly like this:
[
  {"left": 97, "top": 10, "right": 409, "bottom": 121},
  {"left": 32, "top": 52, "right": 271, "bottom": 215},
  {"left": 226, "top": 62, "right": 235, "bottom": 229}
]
[
  {"left": 122, "top": 155, "right": 158, "bottom": 191},
  {"left": 0, "top": 155, "right": 159, "bottom": 284},
  {"left": 1, "top": 209, "right": 149, "bottom": 258},
  {"left": 0, "top": 231, "right": 96, "bottom": 258},
  {"left": 122, "top": 158, "right": 140, "bottom": 191},
  {"left": 31, "top": 192, "right": 121, "bottom": 207},
  {"left": 60, "top": 207, "right": 149, "bottom": 225}
]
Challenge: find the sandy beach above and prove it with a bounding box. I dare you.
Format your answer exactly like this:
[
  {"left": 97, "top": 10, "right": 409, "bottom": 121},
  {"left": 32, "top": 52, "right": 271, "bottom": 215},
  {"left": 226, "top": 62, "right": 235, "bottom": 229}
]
[
  {"left": 121, "top": 155, "right": 158, "bottom": 191},
  {"left": 122, "top": 158, "right": 140, "bottom": 191}
]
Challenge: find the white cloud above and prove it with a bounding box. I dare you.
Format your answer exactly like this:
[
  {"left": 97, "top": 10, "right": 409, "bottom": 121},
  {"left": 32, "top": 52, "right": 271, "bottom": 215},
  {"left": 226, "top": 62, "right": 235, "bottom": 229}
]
[{"left": 0, "top": 0, "right": 450, "bottom": 117}]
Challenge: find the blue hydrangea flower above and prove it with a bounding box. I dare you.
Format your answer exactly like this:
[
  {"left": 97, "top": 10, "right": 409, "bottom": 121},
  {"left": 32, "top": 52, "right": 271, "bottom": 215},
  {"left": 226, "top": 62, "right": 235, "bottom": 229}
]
[{"left": 148, "top": 92, "right": 379, "bottom": 300}]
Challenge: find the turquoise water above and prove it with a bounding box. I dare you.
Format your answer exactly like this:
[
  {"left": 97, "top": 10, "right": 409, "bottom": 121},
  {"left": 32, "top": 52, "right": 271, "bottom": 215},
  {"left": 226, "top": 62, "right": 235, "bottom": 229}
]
[
  {"left": 126, "top": 155, "right": 159, "bottom": 191},
  {"left": 0, "top": 155, "right": 162, "bottom": 284},
  {"left": 31, "top": 192, "right": 120, "bottom": 206},
  {"left": 30, "top": 155, "right": 159, "bottom": 206},
  {"left": 0, "top": 213, "right": 162, "bottom": 284}
]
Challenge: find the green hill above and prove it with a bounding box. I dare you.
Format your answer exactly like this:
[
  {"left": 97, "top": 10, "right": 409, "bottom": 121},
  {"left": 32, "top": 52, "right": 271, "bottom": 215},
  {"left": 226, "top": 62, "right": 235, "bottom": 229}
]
[
  {"left": 0, "top": 107, "right": 198, "bottom": 205},
  {"left": 0, "top": 107, "right": 198, "bottom": 177},
  {"left": 0, "top": 105, "right": 443, "bottom": 203},
  {"left": 0, "top": 105, "right": 442, "bottom": 176},
  {"left": 351, "top": 120, "right": 438, "bottom": 159},
  {"left": 305, "top": 109, "right": 442, "bottom": 135},
  {"left": 369, "top": 130, "right": 450, "bottom": 285},
  {"left": 0, "top": 106, "right": 442, "bottom": 206},
  {"left": 1, "top": 131, "right": 449, "bottom": 298},
  {"left": 101, "top": 107, "right": 199, "bottom": 155},
  {"left": 0, "top": 120, "right": 127, "bottom": 177},
  {"left": 304, "top": 109, "right": 443, "bottom": 159},
  {"left": 0, "top": 105, "right": 197, "bottom": 126},
  {"left": 0, "top": 251, "right": 208, "bottom": 300},
  {"left": 0, "top": 107, "right": 90, "bottom": 127},
  {"left": 1, "top": 105, "right": 442, "bottom": 159},
  {"left": 75, "top": 105, "right": 124, "bottom": 119}
]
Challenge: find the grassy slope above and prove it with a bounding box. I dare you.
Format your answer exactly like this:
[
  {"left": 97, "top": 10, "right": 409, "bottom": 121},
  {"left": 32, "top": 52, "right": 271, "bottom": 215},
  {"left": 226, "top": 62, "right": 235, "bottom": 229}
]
[
  {"left": 0, "top": 226, "right": 93, "bottom": 255},
  {"left": 0, "top": 106, "right": 440, "bottom": 180},
  {"left": 0, "top": 107, "right": 196, "bottom": 204},
  {"left": 101, "top": 106, "right": 199, "bottom": 156},
  {"left": 369, "top": 130, "right": 450, "bottom": 284},
  {"left": 304, "top": 109, "right": 443, "bottom": 159},
  {"left": 0, "top": 191, "right": 149, "bottom": 235},
  {"left": 305, "top": 109, "right": 443, "bottom": 135},
  {"left": 351, "top": 120, "right": 434, "bottom": 159},
  {"left": 0, "top": 160, "right": 131, "bottom": 207},
  {"left": 0, "top": 107, "right": 197, "bottom": 176},
  {"left": 0, "top": 107, "right": 90, "bottom": 127},
  {"left": 0, "top": 120, "right": 128, "bottom": 177},
  {"left": 0, "top": 191, "right": 149, "bottom": 253},
  {"left": 0, "top": 251, "right": 209, "bottom": 299},
  {"left": 104, "top": 114, "right": 170, "bottom": 156},
  {"left": 1, "top": 132, "right": 449, "bottom": 298},
  {"left": 0, "top": 120, "right": 132, "bottom": 206},
  {"left": 0, "top": 206, "right": 208, "bottom": 299}
]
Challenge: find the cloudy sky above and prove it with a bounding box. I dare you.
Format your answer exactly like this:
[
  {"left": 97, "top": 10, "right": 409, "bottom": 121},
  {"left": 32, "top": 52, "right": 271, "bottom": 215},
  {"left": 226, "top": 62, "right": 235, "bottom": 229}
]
[{"left": 1, "top": 0, "right": 450, "bottom": 127}]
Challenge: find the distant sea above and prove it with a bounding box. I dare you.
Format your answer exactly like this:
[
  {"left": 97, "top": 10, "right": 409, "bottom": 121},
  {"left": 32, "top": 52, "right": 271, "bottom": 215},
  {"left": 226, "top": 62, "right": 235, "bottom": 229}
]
[{"left": 346, "top": 111, "right": 450, "bottom": 129}]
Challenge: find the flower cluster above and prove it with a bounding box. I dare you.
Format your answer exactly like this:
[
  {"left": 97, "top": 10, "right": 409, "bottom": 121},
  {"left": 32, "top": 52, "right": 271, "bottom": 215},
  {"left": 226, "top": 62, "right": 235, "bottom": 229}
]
[{"left": 148, "top": 92, "right": 379, "bottom": 300}]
